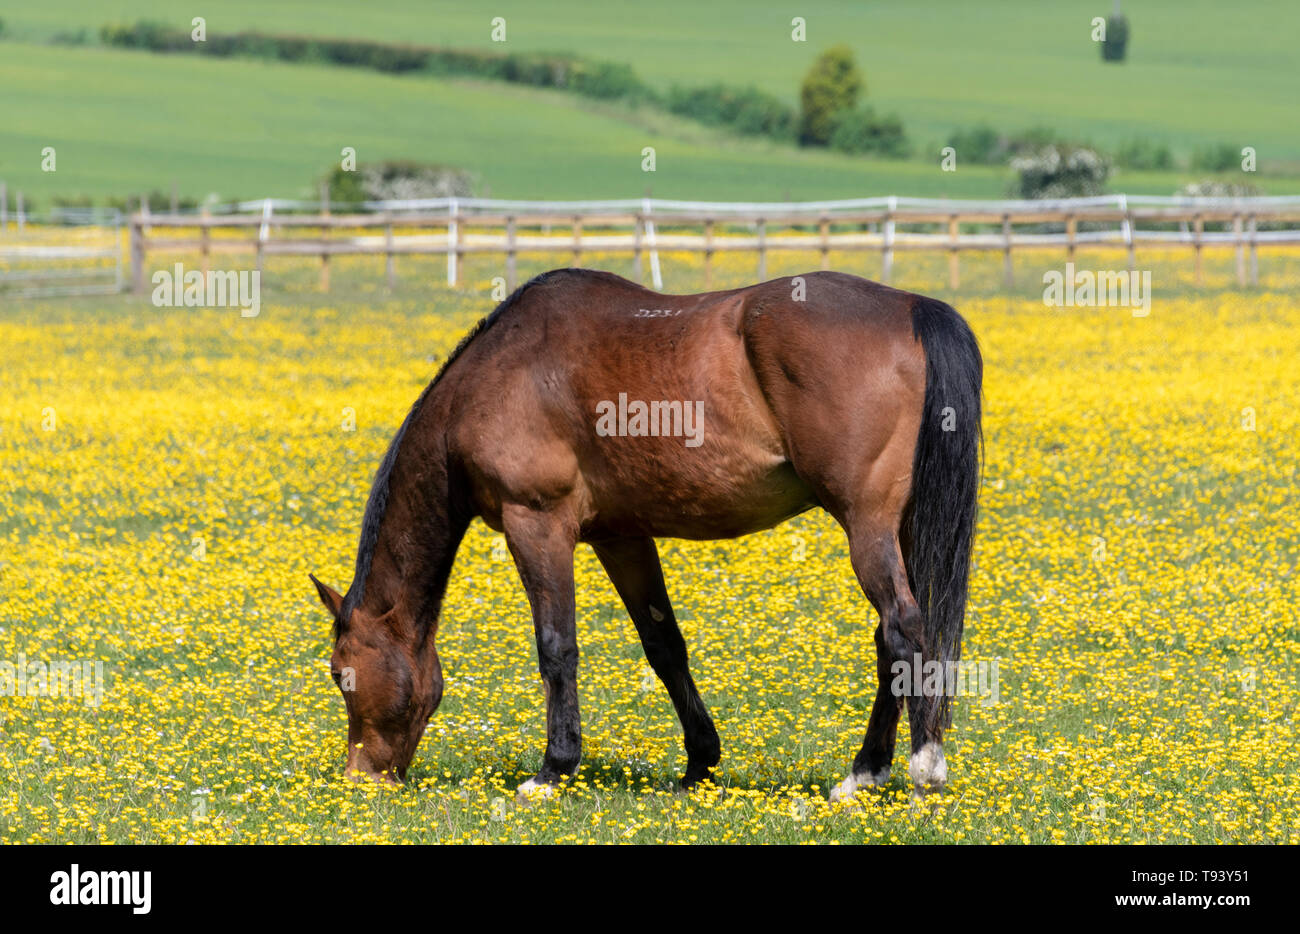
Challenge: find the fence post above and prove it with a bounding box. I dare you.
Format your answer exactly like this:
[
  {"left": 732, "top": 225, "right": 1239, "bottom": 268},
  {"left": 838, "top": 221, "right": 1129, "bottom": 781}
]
[
  {"left": 703, "top": 218, "right": 714, "bottom": 288},
  {"left": 130, "top": 215, "right": 145, "bottom": 294},
  {"left": 17, "top": 191, "right": 25, "bottom": 233},
  {"left": 1120, "top": 194, "right": 1135, "bottom": 274},
  {"left": 1065, "top": 214, "right": 1076, "bottom": 265},
  {"left": 1002, "top": 213, "right": 1013, "bottom": 287},
  {"left": 113, "top": 211, "right": 124, "bottom": 293},
  {"left": 633, "top": 213, "right": 644, "bottom": 280},
  {"left": 200, "top": 203, "right": 211, "bottom": 277},
  {"left": 319, "top": 183, "right": 330, "bottom": 292},
  {"left": 1248, "top": 214, "right": 1258, "bottom": 286},
  {"left": 447, "top": 198, "right": 459, "bottom": 287},
  {"left": 1233, "top": 213, "right": 1245, "bottom": 286},
  {"left": 257, "top": 199, "right": 271, "bottom": 281},
  {"left": 385, "top": 215, "right": 396, "bottom": 291},
  {"left": 756, "top": 218, "right": 766, "bottom": 280},
  {"left": 882, "top": 197, "right": 896, "bottom": 284},
  {"left": 506, "top": 215, "right": 517, "bottom": 291},
  {"left": 643, "top": 198, "right": 662, "bottom": 290},
  {"left": 0, "top": 181, "right": 7, "bottom": 231},
  {"left": 948, "top": 214, "right": 960, "bottom": 289},
  {"left": 1192, "top": 214, "right": 1203, "bottom": 285},
  {"left": 819, "top": 216, "right": 830, "bottom": 270},
  {"left": 571, "top": 215, "right": 582, "bottom": 267}
]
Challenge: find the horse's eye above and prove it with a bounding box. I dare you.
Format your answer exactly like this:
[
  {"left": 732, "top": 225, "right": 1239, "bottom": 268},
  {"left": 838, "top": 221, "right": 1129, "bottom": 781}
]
[{"left": 330, "top": 669, "right": 342, "bottom": 685}]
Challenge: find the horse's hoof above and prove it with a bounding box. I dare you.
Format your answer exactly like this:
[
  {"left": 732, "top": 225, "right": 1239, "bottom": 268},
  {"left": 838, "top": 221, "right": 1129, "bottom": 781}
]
[
  {"left": 909, "top": 789, "right": 944, "bottom": 816},
  {"left": 908, "top": 743, "right": 948, "bottom": 796},
  {"left": 680, "top": 767, "right": 715, "bottom": 791},
  {"left": 828, "top": 767, "right": 890, "bottom": 803},
  {"left": 515, "top": 777, "right": 559, "bottom": 802},
  {"left": 678, "top": 777, "right": 722, "bottom": 800}
]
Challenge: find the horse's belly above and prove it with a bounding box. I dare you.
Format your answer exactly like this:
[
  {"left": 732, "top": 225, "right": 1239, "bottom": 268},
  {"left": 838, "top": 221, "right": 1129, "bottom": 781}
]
[{"left": 582, "top": 456, "right": 817, "bottom": 541}]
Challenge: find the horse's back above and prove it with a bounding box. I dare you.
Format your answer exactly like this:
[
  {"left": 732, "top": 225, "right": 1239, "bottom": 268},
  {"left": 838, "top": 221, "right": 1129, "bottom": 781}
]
[{"left": 441, "top": 269, "right": 927, "bottom": 538}]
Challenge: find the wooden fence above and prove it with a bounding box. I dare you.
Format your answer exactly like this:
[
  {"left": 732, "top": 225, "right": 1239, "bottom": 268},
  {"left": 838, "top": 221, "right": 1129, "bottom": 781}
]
[
  {"left": 126, "top": 194, "right": 1300, "bottom": 293},
  {"left": 0, "top": 208, "right": 124, "bottom": 298}
]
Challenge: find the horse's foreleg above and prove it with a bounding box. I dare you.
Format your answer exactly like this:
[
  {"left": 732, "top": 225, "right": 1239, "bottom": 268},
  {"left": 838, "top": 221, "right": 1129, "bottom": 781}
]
[
  {"left": 503, "top": 504, "right": 581, "bottom": 797},
  {"left": 591, "top": 537, "right": 721, "bottom": 788}
]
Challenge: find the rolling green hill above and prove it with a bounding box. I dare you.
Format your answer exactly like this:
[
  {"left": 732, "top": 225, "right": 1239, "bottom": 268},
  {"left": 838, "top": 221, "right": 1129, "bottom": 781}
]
[
  {"left": 10, "top": 0, "right": 1299, "bottom": 160},
  {"left": 1, "top": 0, "right": 1296, "bottom": 203}
]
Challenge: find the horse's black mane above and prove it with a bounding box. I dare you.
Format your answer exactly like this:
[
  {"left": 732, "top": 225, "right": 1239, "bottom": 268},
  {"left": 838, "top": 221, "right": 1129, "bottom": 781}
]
[{"left": 336, "top": 269, "right": 566, "bottom": 630}]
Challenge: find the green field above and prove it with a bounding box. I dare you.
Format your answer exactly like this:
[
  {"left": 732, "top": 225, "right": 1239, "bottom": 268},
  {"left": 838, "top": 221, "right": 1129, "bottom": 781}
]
[
  {"left": 0, "top": 43, "right": 1023, "bottom": 203},
  {"left": 1, "top": 0, "right": 1297, "bottom": 204},
  {"left": 2, "top": 250, "right": 1297, "bottom": 843},
  {"left": 12, "top": 0, "right": 1299, "bottom": 159}
]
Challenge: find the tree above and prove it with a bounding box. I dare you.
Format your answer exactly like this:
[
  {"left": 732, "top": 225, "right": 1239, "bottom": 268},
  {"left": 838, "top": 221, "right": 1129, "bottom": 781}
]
[
  {"left": 799, "top": 45, "right": 863, "bottom": 145},
  {"left": 1102, "top": 0, "right": 1129, "bottom": 62}
]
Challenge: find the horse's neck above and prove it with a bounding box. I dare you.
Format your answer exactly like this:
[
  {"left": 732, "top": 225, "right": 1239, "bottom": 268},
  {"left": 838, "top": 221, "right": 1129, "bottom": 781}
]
[{"left": 362, "top": 433, "right": 468, "bottom": 627}]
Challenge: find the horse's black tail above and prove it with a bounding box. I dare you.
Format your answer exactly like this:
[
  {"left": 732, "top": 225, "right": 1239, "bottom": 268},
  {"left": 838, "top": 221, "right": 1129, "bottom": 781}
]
[{"left": 907, "top": 297, "right": 983, "bottom": 731}]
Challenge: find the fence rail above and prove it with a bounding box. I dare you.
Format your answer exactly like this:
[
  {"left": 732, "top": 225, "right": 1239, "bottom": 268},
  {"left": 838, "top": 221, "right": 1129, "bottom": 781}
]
[
  {"left": 70, "top": 194, "right": 1300, "bottom": 293},
  {"left": 0, "top": 209, "right": 123, "bottom": 298}
]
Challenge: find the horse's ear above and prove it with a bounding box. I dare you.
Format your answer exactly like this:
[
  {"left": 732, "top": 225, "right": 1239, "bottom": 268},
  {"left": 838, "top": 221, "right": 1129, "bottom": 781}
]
[{"left": 309, "top": 574, "right": 344, "bottom": 620}]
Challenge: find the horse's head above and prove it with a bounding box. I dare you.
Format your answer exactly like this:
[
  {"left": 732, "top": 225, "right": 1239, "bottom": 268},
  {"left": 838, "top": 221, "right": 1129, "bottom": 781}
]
[{"left": 309, "top": 574, "right": 442, "bottom": 785}]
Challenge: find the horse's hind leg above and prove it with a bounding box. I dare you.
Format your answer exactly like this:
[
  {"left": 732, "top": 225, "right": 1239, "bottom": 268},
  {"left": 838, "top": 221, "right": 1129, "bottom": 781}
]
[
  {"left": 502, "top": 503, "right": 582, "bottom": 797},
  {"left": 845, "top": 621, "right": 905, "bottom": 790},
  {"left": 828, "top": 527, "right": 937, "bottom": 801},
  {"left": 591, "top": 537, "right": 721, "bottom": 787}
]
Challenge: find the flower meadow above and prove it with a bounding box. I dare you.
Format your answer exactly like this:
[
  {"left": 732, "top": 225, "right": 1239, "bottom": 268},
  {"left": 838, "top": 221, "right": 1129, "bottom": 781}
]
[{"left": 1, "top": 250, "right": 1297, "bottom": 844}]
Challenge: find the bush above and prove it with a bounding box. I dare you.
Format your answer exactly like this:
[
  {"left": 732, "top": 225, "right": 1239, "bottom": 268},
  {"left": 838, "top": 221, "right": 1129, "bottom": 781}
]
[
  {"left": 98, "top": 21, "right": 658, "bottom": 102},
  {"left": 1010, "top": 145, "right": 1111, "bottom": 199},
  {"left": 326, "top": 161, "right": 476, "bottom": 206},
  {"left": 99, "top": 21, "right": 190, "bottom": 51},
  {"left": 945, "top": 125, "right": 1064, "bottom": 166},
  {"left": 569, "top": 60, "right": 652, "bottom": 101},
  {"left": 1101, "top": 14, "right": 1129, "bottom": 61},
  {"left": 1115, "top": 138, "right": 1172, "bottom": 170},
  {"left": 1191, "top": 143, "right": 1241, "bottom": 172},
  {"left": 666, "top": 84, "right": 797, "bottom": 140},
  {"left": 946, "top": 125, "right": 1003, "bottom": 164},
  {"left": 828, "top": 108, "right": 909, "bottom": 158},
  {"left": 799, "top": 45, "right": 863, "bottom": 145}
]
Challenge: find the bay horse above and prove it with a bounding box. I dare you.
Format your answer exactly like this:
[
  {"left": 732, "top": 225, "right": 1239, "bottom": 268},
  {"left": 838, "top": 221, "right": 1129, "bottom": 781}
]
[{"left": 310, "top": 268, "right": 982, "bottom": 800}]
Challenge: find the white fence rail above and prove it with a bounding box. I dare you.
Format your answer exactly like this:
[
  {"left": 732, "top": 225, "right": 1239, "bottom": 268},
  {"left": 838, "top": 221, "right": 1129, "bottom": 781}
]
[
  {"left": 0, "top": 209, "right": 123, "bottom": 298},
  {"left": 7, "top": 194, "right": 1298, "bottom": 298},
  {"left": 127, "top": 194, "right": 1300, "bottom": 293}
]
